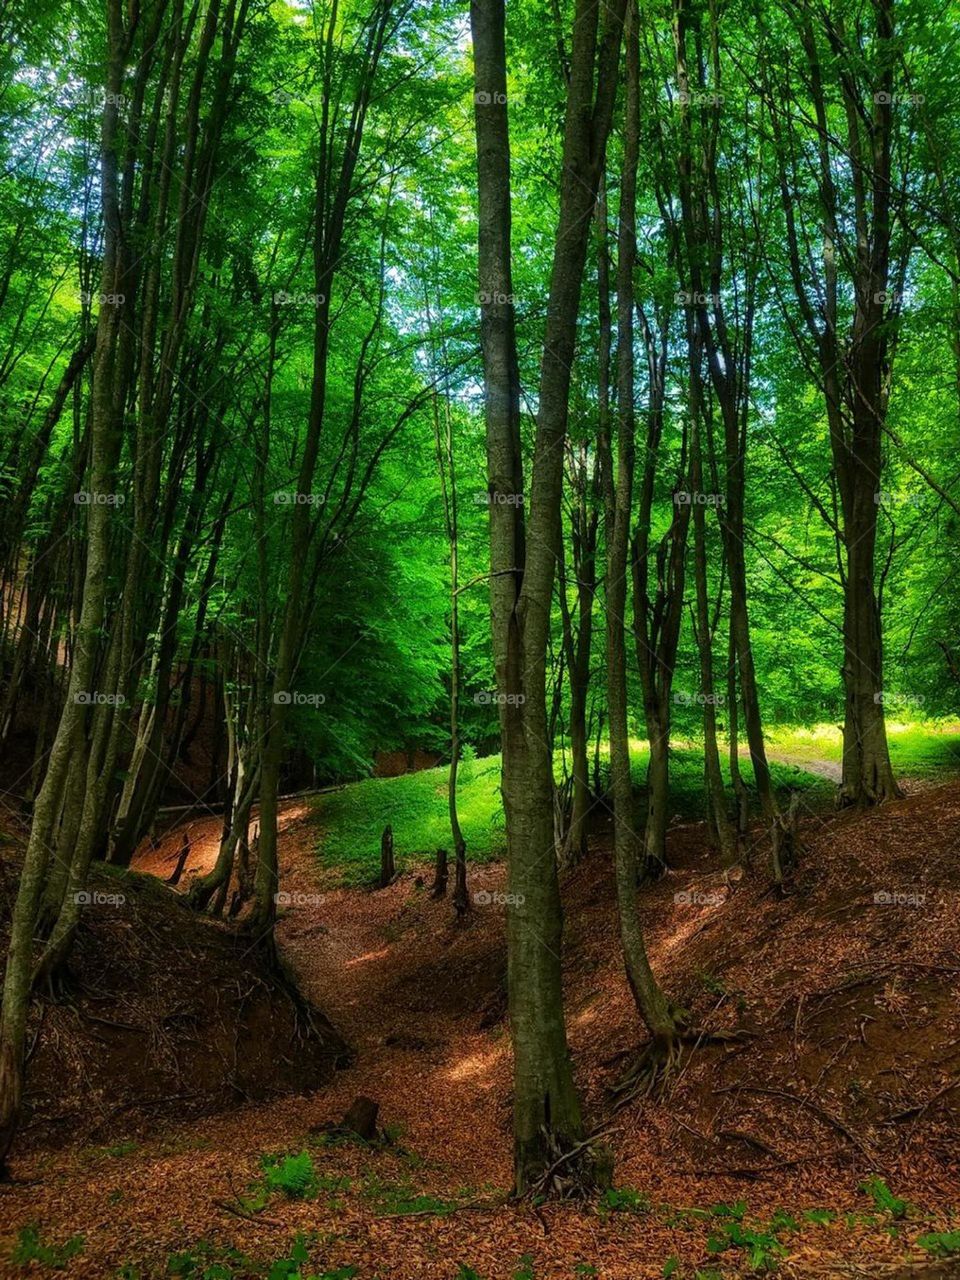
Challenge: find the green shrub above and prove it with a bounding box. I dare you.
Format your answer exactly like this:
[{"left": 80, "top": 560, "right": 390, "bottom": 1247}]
[{"left": 598, "top": 1185, "right": 649, "bottom": 1215}]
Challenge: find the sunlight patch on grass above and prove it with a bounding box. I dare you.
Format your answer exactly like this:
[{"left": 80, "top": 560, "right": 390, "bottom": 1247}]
[{"left": 768, "top": 720, "right": 960, "bottom": 779}]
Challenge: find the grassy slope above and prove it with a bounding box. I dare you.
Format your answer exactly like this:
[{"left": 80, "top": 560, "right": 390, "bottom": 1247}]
[
  {"left": 312, "top": 721, "right": 960, "bottom": 883},
  {"left": 767, "top": 719, "right": 960, "bottom": 779}
]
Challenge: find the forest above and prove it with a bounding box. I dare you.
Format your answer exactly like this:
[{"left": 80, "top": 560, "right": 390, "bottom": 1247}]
[{"left": 0, "top": 0, "right": 959, "bottom": 1274}]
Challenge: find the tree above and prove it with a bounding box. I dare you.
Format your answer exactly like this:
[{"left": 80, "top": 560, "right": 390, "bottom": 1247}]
[{"left": 471, "top": 0, "right": 626, "bottom": 1194}]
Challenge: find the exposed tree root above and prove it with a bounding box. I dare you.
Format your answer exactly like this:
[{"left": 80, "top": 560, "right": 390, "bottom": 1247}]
[
  {"left": 609, "top": 1030, "right": 684, "bottom": 1109},
  {"left": 519, "top": 1125, "right": 619, "bottom": 1202},
  {"left": 609, "top": 1023, "right": 750, "bottom": 1111}
]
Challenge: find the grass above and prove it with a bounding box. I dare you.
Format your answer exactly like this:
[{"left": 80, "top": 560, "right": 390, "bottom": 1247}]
[
  {"left": 310, "top": 721, "right": 960, "bottom": 883},
  {"left": 312, "top": 754, "right": 505, "bottom": 884},
  {"left": 766, "top": 719, "right": 960, "bottom": 780}
]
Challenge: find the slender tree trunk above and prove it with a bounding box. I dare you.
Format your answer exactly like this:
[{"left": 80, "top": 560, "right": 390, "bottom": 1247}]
[
  {"left": 471, "top": 0, "right": 626, "bottom": 1193},
  {"left": 599, "top": 2, "right": 680, "bottom": 1057},
  {"left": 687, "top": 328, "right": 737, "bottom": 866},
  {"left": 0, "top": 0, "right": 128, "bottom": 1161}
]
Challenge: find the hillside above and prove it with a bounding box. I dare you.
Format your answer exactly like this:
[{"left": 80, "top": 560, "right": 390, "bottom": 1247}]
[{"left": 0, "top": 823, "right": 348, "bottom": 1155}]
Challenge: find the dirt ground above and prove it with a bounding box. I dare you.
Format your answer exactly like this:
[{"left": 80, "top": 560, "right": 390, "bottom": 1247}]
[{"left": 1, "top": 783, "right": 959, "bottom": 1278}]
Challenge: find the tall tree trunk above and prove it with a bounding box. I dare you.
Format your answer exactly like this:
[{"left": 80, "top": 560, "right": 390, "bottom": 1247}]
[
  {"left": 471, "top": 0, "right": 625, "bottom": 1194},
  {"left": 687, "top": 325, "right": 737, "bottom": 867},
  {"left": 598, "top": 0, "right": 681, "bottom": 1069}
]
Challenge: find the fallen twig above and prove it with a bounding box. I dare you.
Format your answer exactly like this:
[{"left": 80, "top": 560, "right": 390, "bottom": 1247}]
[{"left": 213, "top": 1198, "right": 285, "bottom": 1228}]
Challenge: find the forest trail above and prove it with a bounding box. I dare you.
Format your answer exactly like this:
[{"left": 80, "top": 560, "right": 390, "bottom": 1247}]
[
  {"left": 3, "top": 785, "right": 960, "bottom": 1278},
  {"left": 762, "top": 752, "right": 843, "bottom": 784}
]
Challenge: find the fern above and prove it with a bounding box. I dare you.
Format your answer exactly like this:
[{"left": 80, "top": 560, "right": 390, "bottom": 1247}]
[
  {"left": 859, "top": 1175, "right": 907, "bottom": 1220},
  {"left": 917, "top": 1230, "right": 960, "bottom": 1256},
  {"left": 261, "top": 1150, "right": 318, "bottom": 1199}
]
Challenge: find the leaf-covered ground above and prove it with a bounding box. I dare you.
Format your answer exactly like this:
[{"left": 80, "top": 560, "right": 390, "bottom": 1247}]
[{"left": 2, "top": 776, "right": 960, "bottom": 1278}]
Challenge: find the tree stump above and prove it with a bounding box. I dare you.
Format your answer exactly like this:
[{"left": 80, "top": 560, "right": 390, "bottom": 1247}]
[
  {"left": 379, "top": 824, "right": 395, "bottom": 888},
  {"left": 452, "top": 837, "right": 470, "bottom": 919},
  {"left": 167, "top": 832, "right": 191, "bottom": 886},
  {"left": 341, "top": 1095, "right": 379, "bottom": 1141},
  {"left": 771, "top": 790, "right": 801, "bottom": 891},
  {"left": 430, "top": 847, "right": 448, "bottom": 898}
]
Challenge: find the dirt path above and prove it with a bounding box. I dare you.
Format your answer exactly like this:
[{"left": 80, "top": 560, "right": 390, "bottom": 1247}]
[{"left": 765, "top": 751, "right": 843, "bottom": 783}]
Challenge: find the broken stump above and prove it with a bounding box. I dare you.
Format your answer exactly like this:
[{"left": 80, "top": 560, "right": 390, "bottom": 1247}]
[
  {"left": 379, "top": 824, "right": 395, "bottom": 888},
  {"left": 341, "top": 1095, "right": 379, "bottom": 1141}
]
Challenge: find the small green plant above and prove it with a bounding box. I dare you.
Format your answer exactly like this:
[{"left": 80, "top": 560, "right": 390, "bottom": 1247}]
[
  {"left": 709, "top": 1200, "right": 747, "bottom": 1221},
  {"left": 512, "top": 1255, "right": 535, "bottom": 1280},
  {"left": 166, "top": 1250, "right": 196, "bottom": 1276},
  {"left": 598, "top": 1185, "right": 650, "bottom": 1215},
  {"left": 917, "top": 1229, "right": 960, "bottom": 1256},
  {"left": 705, "top": 1219, "right": 787, "bottom": 1273},
  {"left": 697, "top": 971, "right": 728, "bottom": 997},
  {"left": 361, "top": 1174, "right": 458, "bottom": 1216},
  {"left": 261, "top": 1150, "right": 319, "bottom": 1199},
  {"left": 265, "top": 1233, "right": 356, "bottom": 1280},
  {"left": 860, "top": 1175, "right": 907, "bottom": 1220},
  {"left": 573, "top": 1266, "right": 598, "bottom": 1277},
  {"left": 166, "top": 1250, "right": 238, "bottom": 1279},
  {"left": 456, "top": 1268, "right": 483, "bottom": 1280},
  {"left": 662, "top": 1257, "right": 680, "bottom": 1277},
  {"left": 11, "top": 1225, "right": 84, "bottom": 1269},
  {"left": 802, "top": 1208, "right": 836, "bottom": 1226},
  {"left": 99, "top": 1139, "right": 139, "bottom": 1158}
]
